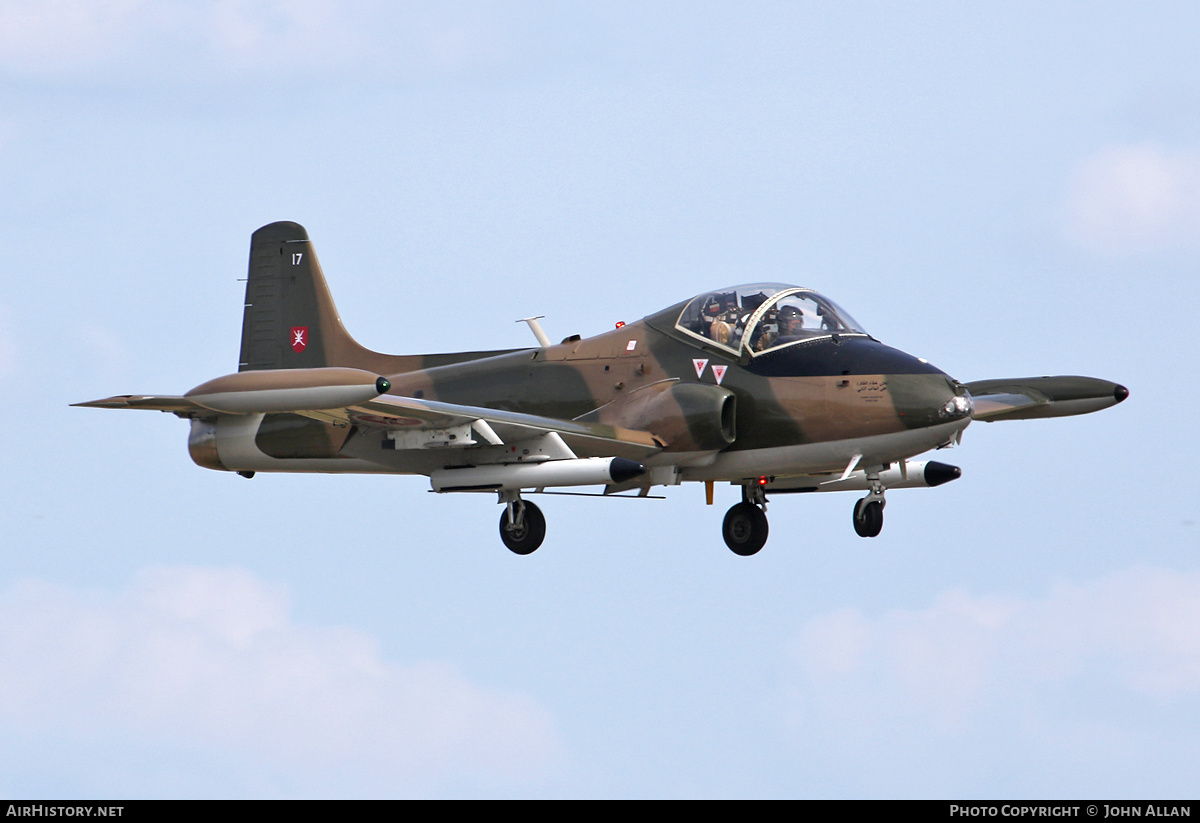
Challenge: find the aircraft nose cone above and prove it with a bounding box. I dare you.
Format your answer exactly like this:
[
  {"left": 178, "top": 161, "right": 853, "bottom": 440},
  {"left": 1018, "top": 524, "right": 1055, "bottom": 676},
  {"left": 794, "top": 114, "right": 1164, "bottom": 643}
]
[{"left": 1114, "top": 384, "right": 1129, "bottom": 403}]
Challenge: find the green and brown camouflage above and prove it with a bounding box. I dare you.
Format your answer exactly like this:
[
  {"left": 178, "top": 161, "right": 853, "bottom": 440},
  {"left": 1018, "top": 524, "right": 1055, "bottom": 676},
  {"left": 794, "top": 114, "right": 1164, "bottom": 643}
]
[{"left": 76, "top": 221, "right": 1128, "bottom": 554}]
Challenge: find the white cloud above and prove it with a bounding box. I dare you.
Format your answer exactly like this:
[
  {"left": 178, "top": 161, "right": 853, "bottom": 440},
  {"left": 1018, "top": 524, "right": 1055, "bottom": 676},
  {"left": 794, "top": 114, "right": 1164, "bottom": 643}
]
[
  {"left": 0, "top": 1, "right": 516, "bottom": 80},
  {"left": 787, "top": 566, "right": 1200, "bottom": 795},
  {"left": 0, "top": 0, "right": 152, "bottom": 74},
  {"left": 0, "top": 566, "right": 558, "bottom": 797},
  {"left": 1064, "top": 143, "right": 1200, "bottom": 255}
]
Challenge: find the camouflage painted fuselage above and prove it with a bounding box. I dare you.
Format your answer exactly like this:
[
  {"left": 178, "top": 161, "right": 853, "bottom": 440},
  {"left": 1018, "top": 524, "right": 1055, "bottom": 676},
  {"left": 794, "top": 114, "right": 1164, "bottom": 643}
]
[
  {"left": 75, "top": 221, "right": 1127, "bottom": 552},
  {"left": 364, "top": 311, "right": 961, "bottom": 480}
]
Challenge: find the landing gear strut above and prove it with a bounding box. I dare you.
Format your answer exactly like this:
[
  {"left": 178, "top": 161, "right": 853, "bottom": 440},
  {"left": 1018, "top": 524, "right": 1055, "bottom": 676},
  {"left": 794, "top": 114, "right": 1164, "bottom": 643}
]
[
  {"left": 499, "top": 494, "right": 545, "bottom": 555},
  {"left": 852, "top": 472, "right": 886, "bottom": 538},
  {"left": 723, "top": 483, "right": 769, "bottom": 556}
]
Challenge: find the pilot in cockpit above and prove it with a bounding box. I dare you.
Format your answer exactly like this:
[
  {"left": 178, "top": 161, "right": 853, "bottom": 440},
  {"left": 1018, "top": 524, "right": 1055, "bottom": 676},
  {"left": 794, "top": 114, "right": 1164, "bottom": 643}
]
[
  {"left": 704, "top": 296, "right": 736, "bottom": 346},
  {"left": 778, "top": 304, "right": 805, "bottom": 338},
  {"left": 750, "top": 304, "right": 804, "bottom": 351}
]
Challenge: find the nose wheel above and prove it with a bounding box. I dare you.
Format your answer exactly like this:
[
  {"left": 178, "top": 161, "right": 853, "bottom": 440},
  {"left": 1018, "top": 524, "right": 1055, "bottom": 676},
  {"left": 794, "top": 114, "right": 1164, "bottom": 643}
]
[
  {"left": 852, "top": 498, "right": 884, "bottom": 537},
  {"left": 852, "top": 471, "right": 886, "bottom": 538},
  {"left": 499, "top": 498, "right": 546, "bottom": 555}
]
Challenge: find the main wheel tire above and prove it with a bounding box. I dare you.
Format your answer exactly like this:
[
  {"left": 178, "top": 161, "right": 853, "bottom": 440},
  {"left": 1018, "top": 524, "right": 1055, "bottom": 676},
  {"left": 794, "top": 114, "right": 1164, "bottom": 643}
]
[
  {"left": 722, "top": 502, "right": 769, "bottom": 556},
  {"left": 499, "top": 501, "right": 546, "bottom": 555},
  {"left": 852, "top": 498, "right": 884, "bottom": 538}
]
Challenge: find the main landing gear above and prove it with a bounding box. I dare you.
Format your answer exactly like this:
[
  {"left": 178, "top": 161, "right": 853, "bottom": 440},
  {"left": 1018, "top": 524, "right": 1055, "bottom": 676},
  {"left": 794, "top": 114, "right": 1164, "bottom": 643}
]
[
  {"left": 498, "top": 493, "right": 546, "bottom": 555},
  {"left": 852, "top": 472, "right": 886, "bottom": 538},
  {"left": 723, "top": 483, "right": 769, "bottom": 556},
  {"left": 720, "top": 469, "right": 890, "bottom": 552}
]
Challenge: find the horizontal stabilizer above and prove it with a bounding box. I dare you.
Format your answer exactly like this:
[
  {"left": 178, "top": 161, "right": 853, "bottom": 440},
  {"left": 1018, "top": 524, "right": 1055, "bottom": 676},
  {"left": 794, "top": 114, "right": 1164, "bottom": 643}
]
[
  {"left": 75, "top": 368, "right": 391, "bottom": 416},
  {"left": 71, "top": 395, "right": 201, "bottom": 414}
]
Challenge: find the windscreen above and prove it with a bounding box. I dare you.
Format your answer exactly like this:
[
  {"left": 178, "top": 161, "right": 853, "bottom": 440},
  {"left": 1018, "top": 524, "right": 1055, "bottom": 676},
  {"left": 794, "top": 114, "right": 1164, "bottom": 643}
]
[
  {"left": 676, "top": 285, "right": 866, "bottom": 355},
  {"left": 745, "top": 290, "right": 866, "bottom": 353}
]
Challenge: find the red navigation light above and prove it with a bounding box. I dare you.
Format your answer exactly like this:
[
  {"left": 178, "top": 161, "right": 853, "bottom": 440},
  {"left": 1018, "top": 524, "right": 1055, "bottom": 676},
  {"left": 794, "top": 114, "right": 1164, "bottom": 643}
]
[
  {"left": 758, "top": 476, "right": 768, "bottom": 486},
  {"left": 615, "top": 321, "right": 626, "bottom": 329}
]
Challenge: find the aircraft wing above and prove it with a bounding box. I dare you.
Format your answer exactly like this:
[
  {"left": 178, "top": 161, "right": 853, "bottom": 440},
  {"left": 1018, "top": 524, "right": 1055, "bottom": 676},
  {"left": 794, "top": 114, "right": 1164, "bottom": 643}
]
[
  {"left": 966, "top": 376, "right": 1128, "bottom": 422},
  {"left": 309, "top": 394, "right": 664, "bottom": 461}
]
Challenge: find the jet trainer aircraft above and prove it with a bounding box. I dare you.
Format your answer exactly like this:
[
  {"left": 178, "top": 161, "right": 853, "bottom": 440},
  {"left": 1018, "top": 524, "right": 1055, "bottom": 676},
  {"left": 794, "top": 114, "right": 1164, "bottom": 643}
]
[{"left": 77, "top": 222, "right": 1128, "bottom": 555}]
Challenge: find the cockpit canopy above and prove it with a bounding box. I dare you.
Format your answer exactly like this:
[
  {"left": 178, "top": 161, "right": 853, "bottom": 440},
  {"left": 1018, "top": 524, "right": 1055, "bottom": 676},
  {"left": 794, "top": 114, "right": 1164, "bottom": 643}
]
[{"left": 674, "top": 283, "right": 867, "bottom": 355}]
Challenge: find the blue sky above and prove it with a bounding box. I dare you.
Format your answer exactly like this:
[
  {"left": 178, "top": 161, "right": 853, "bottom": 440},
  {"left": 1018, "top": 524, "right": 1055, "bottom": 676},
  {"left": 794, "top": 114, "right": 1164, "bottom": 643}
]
[{"left": 0, "top": 1, "right": 1196, "bottom": 798}]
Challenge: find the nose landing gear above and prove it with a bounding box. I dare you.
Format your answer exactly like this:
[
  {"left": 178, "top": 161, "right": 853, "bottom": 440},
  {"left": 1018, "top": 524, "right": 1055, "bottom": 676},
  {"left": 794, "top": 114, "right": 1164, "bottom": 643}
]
[
  {"left": 852, "top": 472, "right": 886, "bottom": 538},
  {"left": 722, "top": 482, "right": 769, "bottom": 556}
]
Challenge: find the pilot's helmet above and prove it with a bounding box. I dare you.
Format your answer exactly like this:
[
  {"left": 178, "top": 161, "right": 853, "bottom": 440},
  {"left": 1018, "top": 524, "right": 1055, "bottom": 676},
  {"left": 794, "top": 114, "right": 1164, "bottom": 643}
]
[{"left": 778, "top": 304, "right": 804, "bottom": 330}]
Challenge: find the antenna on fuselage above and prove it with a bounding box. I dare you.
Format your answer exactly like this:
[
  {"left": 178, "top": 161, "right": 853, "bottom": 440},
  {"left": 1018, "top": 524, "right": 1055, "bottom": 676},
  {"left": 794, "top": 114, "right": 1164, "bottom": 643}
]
[{"left": 517, "top": 316, "right": 552, "bottom": 348}]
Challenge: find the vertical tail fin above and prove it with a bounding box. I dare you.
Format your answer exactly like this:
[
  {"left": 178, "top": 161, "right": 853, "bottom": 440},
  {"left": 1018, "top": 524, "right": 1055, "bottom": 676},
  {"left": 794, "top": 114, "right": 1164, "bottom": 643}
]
[
  {"left": 237, "top": 221, "right": 520, "bottom": 375},
  {"left": 239, "top": 221, "right": 379, "bottom": 372}
]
